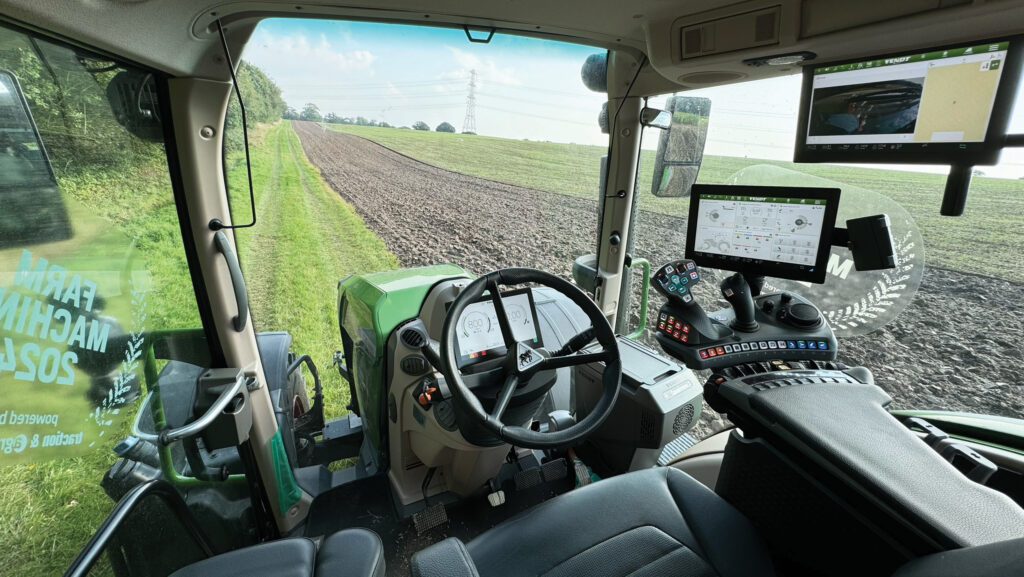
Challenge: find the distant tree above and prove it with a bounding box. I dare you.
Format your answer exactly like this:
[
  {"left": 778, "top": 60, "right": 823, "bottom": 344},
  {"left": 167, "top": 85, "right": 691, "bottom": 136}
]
[
  {"left": 379, "top": 122, "right": 392, "bottom": 128},
  {"left": 324, "top": 112, "right": 340, "bottom": 124},
  {"left": 399, "top": 126, "right": 411, "bottom": 130},
  {"left": 412, "top": 121, "right": 430, "bottom": 131},
  {"left": 972, "top": 169, "right": 986, "bottom": 177},
  {"left": 282, "top": 107, "right": 299, "bottom": 120},
  {"left": 462, "top": 131, "right": 476, "bottom": 135},
  {"left": 436, "top": 122, "right": 456, "bottom": 133},
  {"left": 300, "top": 103, "right": 322, "bottom": 122}
]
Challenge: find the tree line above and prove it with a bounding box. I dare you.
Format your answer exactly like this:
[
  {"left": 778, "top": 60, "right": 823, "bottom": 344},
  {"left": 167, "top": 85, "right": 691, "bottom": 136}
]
[{"left": 283, "top": 103, "right": 459, "bottom": 133}]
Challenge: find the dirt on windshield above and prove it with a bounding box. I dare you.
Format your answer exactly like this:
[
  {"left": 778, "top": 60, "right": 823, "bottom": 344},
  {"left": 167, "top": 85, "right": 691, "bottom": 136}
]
[{"left": 293, "top": 120, "right": 1023, "bottom": 436}]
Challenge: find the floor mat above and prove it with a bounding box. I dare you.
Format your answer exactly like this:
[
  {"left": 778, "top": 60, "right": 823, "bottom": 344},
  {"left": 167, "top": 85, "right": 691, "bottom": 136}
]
[{"left": 305, "top": 473, "right": 574, "bottom": 576}]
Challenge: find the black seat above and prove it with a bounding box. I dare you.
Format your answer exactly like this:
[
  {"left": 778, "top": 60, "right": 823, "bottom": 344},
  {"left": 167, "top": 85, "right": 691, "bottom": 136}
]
[
  {"left": 170, "top": 528, "right": 385, "bottom": 577},
  {"left": 412, "top": 467, "right": 775, "bottom": 577}
]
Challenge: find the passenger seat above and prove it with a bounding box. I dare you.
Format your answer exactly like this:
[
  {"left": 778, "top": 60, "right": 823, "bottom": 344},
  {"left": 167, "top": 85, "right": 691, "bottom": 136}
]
[{"left": 168, "top": 528, "right": 384, "bottom": 577}]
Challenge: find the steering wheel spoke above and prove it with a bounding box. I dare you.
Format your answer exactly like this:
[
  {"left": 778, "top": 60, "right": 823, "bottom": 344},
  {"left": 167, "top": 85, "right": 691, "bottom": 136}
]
[
  {"left": 487, "top": 279, "right": 517, "bottom": 349},
  {"left": 539, "top": 350, "right": 609, "bottom": 372},
  {"left": 490, "top": 374, "right": 519, "bottom": 421}
]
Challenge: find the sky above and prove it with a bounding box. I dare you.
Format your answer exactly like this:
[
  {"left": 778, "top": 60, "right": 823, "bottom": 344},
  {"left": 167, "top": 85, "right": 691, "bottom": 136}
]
[{"left": 243, "top": 19, "right": 1024, "bottom": 179}]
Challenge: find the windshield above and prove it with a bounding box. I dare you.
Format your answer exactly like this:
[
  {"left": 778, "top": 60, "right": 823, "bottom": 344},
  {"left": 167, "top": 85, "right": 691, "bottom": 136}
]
[
  {"left": 635, "top": 73, "right": 1024, "bottom": 430},
  {"left": 225, "top": 20, "right": 611, "bottom": 413}
]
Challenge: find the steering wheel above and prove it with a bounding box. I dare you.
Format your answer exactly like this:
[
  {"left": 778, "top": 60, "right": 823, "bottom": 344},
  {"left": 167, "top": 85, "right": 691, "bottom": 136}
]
[{"left": 440, "top": 268, "right": 621, "bottom": 449}]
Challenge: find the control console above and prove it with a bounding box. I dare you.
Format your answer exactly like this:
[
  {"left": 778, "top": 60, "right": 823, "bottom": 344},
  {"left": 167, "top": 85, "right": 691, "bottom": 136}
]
[{"left": 654, "top": 259, "right": 837, "bottom": 370}]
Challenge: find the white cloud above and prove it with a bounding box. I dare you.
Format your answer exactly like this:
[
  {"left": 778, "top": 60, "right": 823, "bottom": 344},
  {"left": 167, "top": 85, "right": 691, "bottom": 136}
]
[
  {"left": 442, "top": 46, "right": 521, "bottom": 89},
  {"left": 247, "top": 29, "right": 375, "bottom": 75}
]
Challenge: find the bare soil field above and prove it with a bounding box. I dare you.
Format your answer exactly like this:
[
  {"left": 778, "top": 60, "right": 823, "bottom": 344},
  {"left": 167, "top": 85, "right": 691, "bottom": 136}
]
[{"left": 294, "top": 121, "right": 1023, "bottom": 436}]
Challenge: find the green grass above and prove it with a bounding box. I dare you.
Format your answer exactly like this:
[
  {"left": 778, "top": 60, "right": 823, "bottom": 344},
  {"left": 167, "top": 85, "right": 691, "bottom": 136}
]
[
  {"left": 226, "top": 121, "right": 399, "bottom": 420},
  {"left": 330, "top": 124, "right": 1024, "bottom": 282}
]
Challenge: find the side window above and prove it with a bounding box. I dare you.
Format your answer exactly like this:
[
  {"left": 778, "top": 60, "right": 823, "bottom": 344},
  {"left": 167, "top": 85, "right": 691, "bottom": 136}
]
[{"left": 0, "top": 24, "right": 215, "bottom": 575}]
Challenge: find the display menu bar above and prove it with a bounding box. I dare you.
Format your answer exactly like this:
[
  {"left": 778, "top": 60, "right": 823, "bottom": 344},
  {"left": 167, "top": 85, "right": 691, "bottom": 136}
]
[
  {"left": 701, "top": 194, "right": 827, "bottom": 205},
  {"left": 813, "top": 41, "right": 1009, "bottom": 75}
]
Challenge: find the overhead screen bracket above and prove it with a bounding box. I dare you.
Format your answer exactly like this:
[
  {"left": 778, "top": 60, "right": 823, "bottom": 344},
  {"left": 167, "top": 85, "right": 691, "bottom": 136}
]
[{"left": 942, "top": 133, "right": 1024, "bottom": 216}]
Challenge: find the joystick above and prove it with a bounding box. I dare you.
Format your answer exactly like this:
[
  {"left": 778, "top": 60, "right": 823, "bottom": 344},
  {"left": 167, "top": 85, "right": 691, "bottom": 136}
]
[
  {"left": 652, "top": 260, "right": 726, "bottom": 340},
  {"left": 720, "top": 273, "right": 758, "bottom": 332}
]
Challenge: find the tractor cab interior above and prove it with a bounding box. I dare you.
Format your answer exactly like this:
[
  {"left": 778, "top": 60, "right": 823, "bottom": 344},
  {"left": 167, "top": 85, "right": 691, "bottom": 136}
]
[{"left": 1, "top": 2, "right": 1024, "bottom": 577}]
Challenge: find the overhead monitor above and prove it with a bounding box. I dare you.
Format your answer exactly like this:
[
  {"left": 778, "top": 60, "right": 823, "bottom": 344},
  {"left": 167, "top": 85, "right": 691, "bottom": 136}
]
[
  {"left": 452, "top": 288, "right": 543, "bottom": 368},
  {"left": 686, "top": 184, "right": 840, "bottom": 284},
  {"left": 794, "top": 37, "right": 1022, "bottom": 165}
]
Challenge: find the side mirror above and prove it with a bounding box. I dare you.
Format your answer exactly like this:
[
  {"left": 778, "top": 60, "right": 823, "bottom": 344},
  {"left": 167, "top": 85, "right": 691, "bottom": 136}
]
[
  {"left": 651, "top": 96, "right": 711, "bottom": 197},
  {"left": 107, "top": 70, "right": 163, "bottom": 142},
  {"left": 0, "top": 69, "right": 70, "bottom": 247}
]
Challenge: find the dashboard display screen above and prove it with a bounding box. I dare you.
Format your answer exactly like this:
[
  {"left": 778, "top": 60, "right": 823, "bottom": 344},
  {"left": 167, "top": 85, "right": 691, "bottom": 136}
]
[
  {"left": 794, "top": 37, "right": 1021, "bottom": 165},
  {"left": 453, "top": 289, "right": 542, "bottom": 367},
  {"left": 686, "top": 185, "right": 840, "bottom": 284}
]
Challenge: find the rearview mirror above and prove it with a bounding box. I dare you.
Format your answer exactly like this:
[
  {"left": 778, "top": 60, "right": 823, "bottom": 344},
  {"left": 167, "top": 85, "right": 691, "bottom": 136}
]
[
  {"left": 640, "top": 107, "right": 672, "bottom": 130},
  {"left": 651, "top": 96, "right": 711, "bottom": 197},
  {"left": 107, "top": 70, "right": 163, "bottom": 142}
]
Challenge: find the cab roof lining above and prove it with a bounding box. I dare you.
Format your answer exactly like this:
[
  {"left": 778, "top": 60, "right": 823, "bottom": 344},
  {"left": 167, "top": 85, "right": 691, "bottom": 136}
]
[{"left": 0, "top": 0, "right": 1022, "bottom": 95}]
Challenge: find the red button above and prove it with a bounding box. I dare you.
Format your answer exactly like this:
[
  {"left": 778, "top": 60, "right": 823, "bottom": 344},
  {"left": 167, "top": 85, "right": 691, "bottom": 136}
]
[
  {"left": 658, "top": 322, "right": 665, "bottom": 330},
  {"left": 673, "top": 331, "right": 681, "bottom": 339},
  {"left": 674, "top": 322, "right": 682, "bottom": 330},
  {"left": 708, "top": 349, "right": 717, "bottom": 357},
  {"left": 682, "top": 325, "right": 690, "bottom": 333},
  {"left": 681, "top": 334, "right": 688, "bottom": 343},
  {"left": 699, "top": 350, "right": 709, "bottom": 359},
  {"left": 716, "top": 347, "right": 725, "bottom": 355}
]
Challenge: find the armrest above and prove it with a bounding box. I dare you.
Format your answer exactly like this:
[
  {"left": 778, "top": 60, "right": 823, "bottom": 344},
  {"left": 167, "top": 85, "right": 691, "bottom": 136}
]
[{"left": 410, "top": 538, "right": 480, "bottom": 577}]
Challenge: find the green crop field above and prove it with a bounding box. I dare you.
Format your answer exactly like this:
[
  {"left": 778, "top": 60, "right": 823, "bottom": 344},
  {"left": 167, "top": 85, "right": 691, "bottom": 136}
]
[{"left": 330, "top": 124, "right": 1024, "bottom": 283}]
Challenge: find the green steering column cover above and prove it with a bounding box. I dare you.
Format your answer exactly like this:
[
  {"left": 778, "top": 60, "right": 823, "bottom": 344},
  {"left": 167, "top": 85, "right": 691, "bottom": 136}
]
[{"left": 337, "top": 264, "right": 472, "bottom": 470}]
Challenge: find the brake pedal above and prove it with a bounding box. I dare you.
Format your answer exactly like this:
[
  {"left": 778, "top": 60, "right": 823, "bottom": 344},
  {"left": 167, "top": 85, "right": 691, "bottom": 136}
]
[{"left": 413, "top": 503, "right": 448, "bottom": 534}]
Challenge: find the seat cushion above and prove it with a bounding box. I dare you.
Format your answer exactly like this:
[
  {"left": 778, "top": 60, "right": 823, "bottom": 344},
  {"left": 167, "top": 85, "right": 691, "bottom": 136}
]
[
  {"left": 317, "top": 528, "right": 386, "bottom": 577},
  {"left": 169, "top": 537, "right": 315, "bottom": 577},
  {"left": 465, "top": 467, "right": 775, "bottom": 577}
]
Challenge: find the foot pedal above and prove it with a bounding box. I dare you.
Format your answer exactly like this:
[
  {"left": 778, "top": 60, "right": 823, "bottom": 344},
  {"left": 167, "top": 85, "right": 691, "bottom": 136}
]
[
  {"left": 657, "top": 433, "right": 699, "bottom": 466},
  {"left": 541, "top": 458, "right": 568, "bottom": 482},
  {"left": 514, "top": 458, "right": 568, "bottom": 491},
  {"left": 514, "top": 467, "right": 542, "bottom": 491},
  {"left": 571, "top": 457, "right": 592, "bottom": 487},
  {"left": 487, "top": 490, "right": 506, "bottom": 508},
  {"left": 412, "top": 503, "right": 448, "bottom": 534}
]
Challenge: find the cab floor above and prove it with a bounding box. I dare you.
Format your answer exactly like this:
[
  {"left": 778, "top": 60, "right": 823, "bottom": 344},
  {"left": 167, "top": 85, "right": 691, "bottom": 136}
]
[{"left": 304, "top": 473, "right": 575, "bottom": 576}]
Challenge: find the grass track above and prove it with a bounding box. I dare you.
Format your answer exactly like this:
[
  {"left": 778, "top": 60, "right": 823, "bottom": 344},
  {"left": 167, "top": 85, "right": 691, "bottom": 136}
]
[
  {"left": 227, "top": 121, "right": 400, "bottom": 418},
  {"left": 330, "top": 124, "right": 1024, "bottom": 282}
]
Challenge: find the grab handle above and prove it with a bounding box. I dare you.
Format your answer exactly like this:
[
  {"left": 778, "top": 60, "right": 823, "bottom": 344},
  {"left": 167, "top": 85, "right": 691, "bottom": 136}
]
[{"left": 214, "top": 230, "right": 249, "bottom": 332}]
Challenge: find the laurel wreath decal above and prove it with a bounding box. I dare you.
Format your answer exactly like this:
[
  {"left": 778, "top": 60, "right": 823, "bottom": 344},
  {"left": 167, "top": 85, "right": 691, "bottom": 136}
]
[
  {"left": 88, "top": 279, "right": 146, "bottom": 443},
  {"left": 823, "top": 230, "right": 918, "bottom": 331}
]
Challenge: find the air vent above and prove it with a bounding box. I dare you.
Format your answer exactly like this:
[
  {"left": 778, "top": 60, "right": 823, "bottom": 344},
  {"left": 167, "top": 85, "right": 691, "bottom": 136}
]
[
  {"left": 754, "top": 11, "right": 777, "bottom": 42},
  {"left": 683, "top": 27, "right": 703, "bottom": 57},
  {"left": 639, "top": 410, "right": 658, "bottom": 445},
  {"left": 672, "top": 404, "right": 696, "bottom": 436},
  {"left": 401, "top": 355, "right": 429, "bottom": 375},
  {"left": 400, "top": 327, "right": 426, "bottom": 349},
  {"left": 680, "top": 5, "right": 780, "bottom": 59}
]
